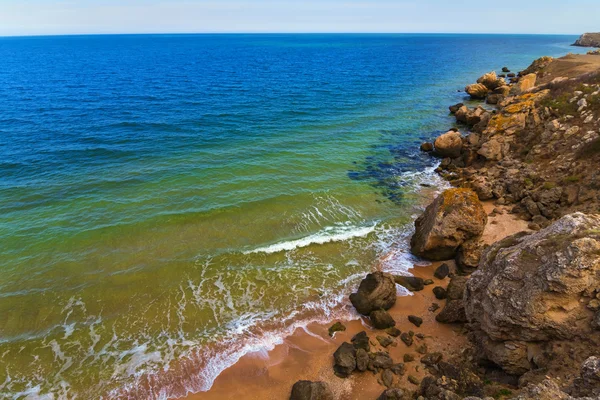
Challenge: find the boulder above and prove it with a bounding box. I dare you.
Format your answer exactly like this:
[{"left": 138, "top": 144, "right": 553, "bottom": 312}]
[
  {"left": 433, "top": 286, "right": 447, "bottom": 300},
  {"left": 350, "top": 272, "right": 396, "bottom": 315},
  {"left": 455, "top": 105, "right": 469, "bottom": 123},
  {"left": 502, "top": 67, "right": 510, "bottom": 72},
  {"left": 394, "top": 275, "right": 424, "bottom": 292},
  {"left": 356, "top": 348, "right": 369, "bottom": 372},
  {"left": 434, "top": 263, "right": 450, "bottom": 279},
  {"left": 435, "top": 300, "right": 467, "bottom": 323},
  {"left": 377, "top": 388, "right": 410, "bottom": 400},
  {"left": 570, "top": 356, "right": 600, "bottom": 398},
  {"left": 465, "top": 83, "right": 489, "bottom": 99},
  {"left": 449, "top": 103, "right": 464, "bottom": 114},
  {"left": 486, "top": 93, "right": 503, "bottom": 105},
  {"left": 333, "top": 342, "right": 356, "bottom": 378},
  {"left": 510, "top": 73, "right": 537, "bottom": 95},
  {"left": 408, "top": 315, "right": 423, "bottom": 327},
  {"left": 290, "top": 381, "right": 334, "bottom": 400},
  {"left": 477, "top": 71, "right": 504, "bottom": 90},
  {"left": 328, "top": 322, "right": 346, "bottom": 337},
  {"left": 351, "top": 331, "right": 370, "bottom": 351},
  {"left": 370, "top": 309, "right": 396, "bottom": 329},
  {"left": 456, "top": 239, "right": 484, "bottom": 273},
  {"left": 420, "top": 142, "right": 433, "bottom": 152},
  {"left": 371, "top": 351, "right": 394, "bottom": 369},
  {"left": 465, "top": 213, "right": 600, "bottom": 342},
  {"left": 434, "top": 131, "right": 463, "bottom": 158},
  {"left": 410, "top": 189, "right": 488, "bottom": 260}
]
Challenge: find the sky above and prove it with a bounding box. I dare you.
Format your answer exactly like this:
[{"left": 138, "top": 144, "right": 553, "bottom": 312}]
[{"left": 0, "top": 0, "right": 599, "bottom": 37}]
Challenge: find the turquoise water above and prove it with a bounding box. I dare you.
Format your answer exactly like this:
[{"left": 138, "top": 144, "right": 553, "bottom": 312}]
[{"left": 0, "top": 34, "right": 586, "bottom": 399}]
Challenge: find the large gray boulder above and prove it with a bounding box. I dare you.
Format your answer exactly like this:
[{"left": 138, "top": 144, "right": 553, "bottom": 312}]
[
  {"left": 465, "top": 213, "right": 600, "bottom": 342},
  {"left": 411, "top": 189, "right": 488, "bottom": 261}
]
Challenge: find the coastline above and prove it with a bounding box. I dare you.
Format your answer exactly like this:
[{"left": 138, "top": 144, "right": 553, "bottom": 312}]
[
  {"left": 185, "top": 201, "right": 528, "bottom": 400},
  {"left": 184, "top": 51, "right": 600, "bottom": 399}
]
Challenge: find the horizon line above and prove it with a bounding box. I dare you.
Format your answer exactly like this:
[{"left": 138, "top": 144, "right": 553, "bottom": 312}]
[{"left": 0, "top": 31, "right": 583, "bottom": 39}]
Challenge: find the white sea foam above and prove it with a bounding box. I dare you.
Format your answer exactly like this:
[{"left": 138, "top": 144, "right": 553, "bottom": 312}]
[{"left": 244, "top": 223, "right": 378, "bottom": 255}]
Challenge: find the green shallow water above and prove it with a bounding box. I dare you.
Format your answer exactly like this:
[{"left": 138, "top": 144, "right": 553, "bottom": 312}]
[{"left": 0, "top": 34, "right": 587, "bottom": 398}]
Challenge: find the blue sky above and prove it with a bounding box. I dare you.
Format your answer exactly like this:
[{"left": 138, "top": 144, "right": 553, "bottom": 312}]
[{"left": 0, "top": 0, "right": 598, "bottom": 36}]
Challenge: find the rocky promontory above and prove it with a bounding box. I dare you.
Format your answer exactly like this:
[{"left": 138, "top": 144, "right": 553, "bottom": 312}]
[{"left": 573, "top": 32, "right": 600, "bottom": 48}]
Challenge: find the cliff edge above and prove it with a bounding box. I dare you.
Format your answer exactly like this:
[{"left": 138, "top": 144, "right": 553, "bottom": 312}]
[{"left": 573, "top": 32, "right": 600, "bottom": 48}]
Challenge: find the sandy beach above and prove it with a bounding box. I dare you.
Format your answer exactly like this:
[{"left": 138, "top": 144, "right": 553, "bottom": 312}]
[{"left": 187, "top": 202, "right": 529, "bottom": 400}]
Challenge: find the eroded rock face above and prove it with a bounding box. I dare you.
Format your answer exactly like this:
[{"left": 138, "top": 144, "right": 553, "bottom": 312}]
[
  {"left": 290, "top": 381, "right": 334, "bottom": 400},
  {"left": 434, "top": 131, "right": 463, "bottom": 158},
  {"left": 465, "top": 213, "right": 600, "bottom": 342},
  {"left": 573, "top": 33, "right": 600, "bottom": 48},
  {"left": 350, "top": 272, "right": 396, "bottom": 315},
  {"left": 520, "top": 56, "right": 553, "bottom": 75},
  {"left": 411, "top": 189, "right": 487, "bottom": 261}
]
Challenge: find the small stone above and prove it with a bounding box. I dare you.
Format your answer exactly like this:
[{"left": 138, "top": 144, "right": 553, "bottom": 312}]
[
  {"left": 404, "top": 353, "right": 415, "bottom": 362},
  {"left": 391, "top": 363, "right": 406, "bottom": 376},
  {"left": 351, "top": 331, "right": 370, "bottom": 352},
  {"left": 371, "top": 352, "right": 394, "bottom": 369},
  {"left": 408, "top": 315, "right": 423, "bottom": 327},
  {"left": 386, "top": 327, "right": 401, "bottom": 337},
  {"left": 416, "top": 333, "right": 425, "bottom": 339},
  {"left": 394, "top": 276, "right": 425, "bottom": 292},
  {"left": 423, "top": 279, "right": 434, "bottom": 286},
  {"left": 420, "top": 142, "right": 434, "bottom": 152},
  {"left": 421, "top": 352, "right": 443, "bottom": 366},
  {"left": 433, "top": 287, "right": 447, "bottom": 300},
  {"left": 416, "top": 343, "right": 428, "bottom": 355},
  {"left": 588, "top": 299, "right": 600, "bottom": 311},
  {"left": 408, "top": 375, "right": 420, "bottom": 385},
  {"left": 328, "top": 322, "right": 346, "bottom": 337},
  {"left": 381, "top": 369, "right": 394, "bottom": 388},
  {"left": 401, "top": 332, "right": 413, "bottom": 347},
  {"left": 428, "top": 303, "right": 440, "bottom": 312},
  {"left": 290, "top": 381, "right": 334, "bottom": 400},
  {"left": 434, "top": 263, "right": 450, "bottom": 280},
  {"left": 377, "top": 335, "right": 394, "bottom": 348},
  {"left": 356, "top": 348, "right": 369, "bottom": 372},
  {"left": 370, "top": 309, "right": 396, "bottom": 329}
]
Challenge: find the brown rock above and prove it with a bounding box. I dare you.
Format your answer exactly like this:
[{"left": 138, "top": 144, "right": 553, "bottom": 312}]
[
  {"left": 410, "top": 189, "right": 488, "bottom": 260},
  {"left": 434, "top": 131, "right": 463, "bottom": 158},
  {"left": 420, "top": 142, "right": 433, "bottom": 152},
  {"left": 465, "top": 83, "right": 489, "bottom": 99},
  {"left": 510, "top": 73, "right": 537, "bottom": 95},
  {"left": 350, "top": 272, "right": 396, "bottom": 315},
  {"left": 290, "top": 381, "right": 334, "bottom": 400},
  {"left": 370, "top": 309, "right": 396, "bottom": 329}
]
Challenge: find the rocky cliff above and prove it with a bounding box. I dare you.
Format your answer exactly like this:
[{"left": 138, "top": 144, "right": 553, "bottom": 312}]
[{"left": 573, "top": 33, "right": 600, "bottom": 48}]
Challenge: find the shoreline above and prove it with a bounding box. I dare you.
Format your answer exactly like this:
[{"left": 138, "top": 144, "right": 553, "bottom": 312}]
[
  {"left": 185, "top": 201, "right": 528, "bottom": 400},
  {"left": 183, "top": 51, "right": 600, "bottom": 399}
]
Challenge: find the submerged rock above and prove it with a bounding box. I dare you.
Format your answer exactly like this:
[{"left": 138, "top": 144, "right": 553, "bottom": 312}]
[
  {"left": 328, "top": 322, "right": 346, "bottom": 337},
  {"left": 350, "top": 272, "right": 396, "bottom": 315},
  {"left": 290, "top": 381, "right": 334, "bottom": 400},
  {"left": 410, "top": 189, "right": 487, "bottom": 261}
]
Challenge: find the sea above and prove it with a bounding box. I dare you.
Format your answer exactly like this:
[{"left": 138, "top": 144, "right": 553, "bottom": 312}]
[{"left": 0, "top": 34, "right": 586, "bottom": 399}]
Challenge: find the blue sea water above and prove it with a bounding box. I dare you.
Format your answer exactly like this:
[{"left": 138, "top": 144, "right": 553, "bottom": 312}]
[{"left": 0, "top": 34, "right": 586, "bottom": 399}]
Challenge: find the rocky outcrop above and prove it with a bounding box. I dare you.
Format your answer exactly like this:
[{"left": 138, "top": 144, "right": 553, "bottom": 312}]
[
  {"left": 349, "top": 272, "right": 396, "bottom": 315},
  {"left": 573, "top": 33, "right": 600, "bottom": 48},
  {"left": 465, "top": 83, "right": 489, "bottom": 99},
  {"left": 290, "top": 381, "right": 334, "bottom": 400},
  {"left": 434, "top": 131, "right": 463, "bottom": 158},
  {"left": 465, "top": 213, "right": 600, "bottom": 342},
  {"left": 410, "top": 189, "right": 487, "bottom": 260},
  {"left": 519, "top": 56, "right": 553, "bottom": 76}
]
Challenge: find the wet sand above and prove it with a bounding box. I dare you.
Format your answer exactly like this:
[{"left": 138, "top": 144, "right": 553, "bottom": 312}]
[{"left": 186, "top": 201, "right": 530, "bottom": 400}]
